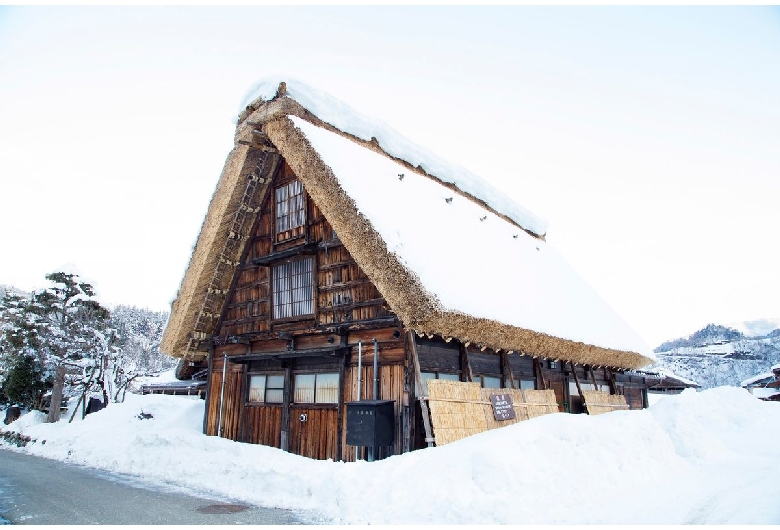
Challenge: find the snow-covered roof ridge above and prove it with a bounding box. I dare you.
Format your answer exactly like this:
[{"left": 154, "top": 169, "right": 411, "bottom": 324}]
[{"left": 238, "top": 77, "right": 549, "bottom": 239}]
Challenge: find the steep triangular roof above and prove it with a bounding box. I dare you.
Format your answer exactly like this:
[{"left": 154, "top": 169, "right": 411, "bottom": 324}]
[{"left": 161, "top": 79, "right": 654, "bottom": 370}]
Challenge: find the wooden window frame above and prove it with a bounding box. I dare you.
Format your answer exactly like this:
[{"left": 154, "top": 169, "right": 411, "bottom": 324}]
[
  {"left": 291, "top": 371, "right": 340, "bottom": 406},
  {"left": 271, "top": 256, "right": 315, "bottom": 322},
  {"left": 246, "top": 372, "right": 285, "bottom": 405},
  {"left": 274, "top": 179, "right": 306, "bottom": 243}
]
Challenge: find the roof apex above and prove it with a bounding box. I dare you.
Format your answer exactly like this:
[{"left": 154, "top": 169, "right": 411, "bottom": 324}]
[{"left": 236, "top": 77, "right": 549, "bottom": 239}]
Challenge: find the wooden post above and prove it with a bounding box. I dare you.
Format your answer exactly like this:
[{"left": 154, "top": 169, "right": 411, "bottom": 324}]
[
  {"left": 570, "top": 362, "right": 584, "bottom": 396},
  {"left": 402, "top": 332, "right": 413, "bottom": 454},
  {"left": 460, "top": 344, "right": 474, "bottom": 382},
  {"left": 501, "top": 351, "right": 516, "bottom": 389},
  {"left": 408, "top": 331, "right": 434, "bottom": 447},
  {"left": 336, "top": 352, "right": 346, "bottom": 462},
  {"left": 281, "top": 364, "right": 291, "bottom": 452},
  {"left": 534, "top": 358, "right": 547, "bottom": 390},
  {"left": 203, "top": 344, "right": 214, "bottom": 435},
  {"left": 606, "top": 368, "right": 619, "bottom": 395},
  {"left": 587, "top": 365, "right": 599, "bottom": 391}
]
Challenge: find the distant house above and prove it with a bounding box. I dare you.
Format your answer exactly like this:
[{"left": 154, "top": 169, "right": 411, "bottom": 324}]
[
  {"left": 160, "top": 80, "right": 656, "bottom": 460},
  {"left": 741, "top": 364, "right": 780, "bottom": 401},
  {"left": 639, "top": 369, "right": 700, "bottom": 395}
]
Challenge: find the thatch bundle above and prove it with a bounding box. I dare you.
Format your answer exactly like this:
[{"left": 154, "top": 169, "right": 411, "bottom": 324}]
[
  {"left": 426, "top": 380, "right": 559, "bottom": 446},
  {"left": 427, "top": 380, "right": 486, "bottom": 445},
  {"left": 521, "top": 388, "right": 560, "bottom": 419},
  {"left": 581, "top": 390, "right": 630, "bottom": 416}
]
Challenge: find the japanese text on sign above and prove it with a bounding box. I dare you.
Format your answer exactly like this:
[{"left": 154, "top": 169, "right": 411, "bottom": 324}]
[{"left": 490, "top": 393, "right": 516, "bottom": 421}]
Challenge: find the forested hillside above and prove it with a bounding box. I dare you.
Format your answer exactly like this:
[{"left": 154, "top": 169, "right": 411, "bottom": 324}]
[{"left": 650, "top": 320, "right": 780, "bottom": 388}]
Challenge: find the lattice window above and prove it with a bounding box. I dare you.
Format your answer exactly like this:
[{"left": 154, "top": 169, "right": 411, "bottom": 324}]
[
  {"left": 273, "top": 257, "right": 313, "bottom": 319},
  {"left": 275, "top": 180, "right": 305, "bottom": 235}
]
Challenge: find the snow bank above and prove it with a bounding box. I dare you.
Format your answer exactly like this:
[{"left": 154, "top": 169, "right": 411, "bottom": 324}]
[{"left": 2, "top": 388, "right": 778, "bottom": 524}]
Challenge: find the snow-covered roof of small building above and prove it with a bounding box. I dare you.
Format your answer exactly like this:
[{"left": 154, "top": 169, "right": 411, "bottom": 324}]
[
  {"left": 640, "top": 368, "right": 699, "bottom": 387},
  {"left": 741, "top": 372, "right": 776, "bottom": 388},
  {"left": 161, "top": 79, "right": 653, "bottom": 369}
]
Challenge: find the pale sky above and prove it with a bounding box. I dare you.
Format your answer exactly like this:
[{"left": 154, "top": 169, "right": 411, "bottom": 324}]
[{"left": 1, "top": 6, "right": 778, "bottom": 348}]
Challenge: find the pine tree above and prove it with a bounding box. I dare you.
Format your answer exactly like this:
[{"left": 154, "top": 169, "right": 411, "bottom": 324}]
[
  {"left": 32, "top": 271, "right": 116, "bottom": 422},
  {"left": 0, "top": 290, "right": 51, "bottom": 408},
  {"left": 2, "top": 354, "right": 48, "bottom": 409}
]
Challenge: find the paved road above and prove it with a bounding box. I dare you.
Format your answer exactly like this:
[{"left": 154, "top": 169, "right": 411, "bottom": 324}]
[{"left": 0, "top": 449, "right": 311, "bottom": 525}]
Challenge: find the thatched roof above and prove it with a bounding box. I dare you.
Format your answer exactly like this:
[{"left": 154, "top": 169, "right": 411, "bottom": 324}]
[{"left": 161, "top": 80, "right": 654, "bottom": 370}]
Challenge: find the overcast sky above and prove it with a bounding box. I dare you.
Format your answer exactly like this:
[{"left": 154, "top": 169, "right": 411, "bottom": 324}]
[{"left": 1, "top": 6, "right": 778, "bottom": 347}]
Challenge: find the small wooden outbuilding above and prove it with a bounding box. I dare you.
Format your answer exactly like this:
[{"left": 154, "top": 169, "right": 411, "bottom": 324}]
[
  {"left": 160, "top": 80, "right": 655, "bottom": 460},
  {"left": 742, "top": 364, "right": 780, "bottom": 401}
]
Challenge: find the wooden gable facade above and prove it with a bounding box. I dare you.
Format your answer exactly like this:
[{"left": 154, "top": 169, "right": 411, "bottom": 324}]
[{"left": 203, "top": 158, "right": 408, "bottom": 461}]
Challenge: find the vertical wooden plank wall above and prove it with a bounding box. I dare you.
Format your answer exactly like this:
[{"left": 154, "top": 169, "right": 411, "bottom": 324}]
[{"left": 205, "top": 355, "right": 244, "bottom": 440}]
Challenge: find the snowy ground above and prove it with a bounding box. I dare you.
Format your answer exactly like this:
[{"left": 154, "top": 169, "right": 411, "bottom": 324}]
[{"left": 1, "top": 387, "right": 778, "bottom": 524}]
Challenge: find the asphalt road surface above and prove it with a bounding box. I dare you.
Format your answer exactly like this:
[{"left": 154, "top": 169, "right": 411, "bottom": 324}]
[{"left": 0, "top": 449, "right": 312, "bottom": 525}]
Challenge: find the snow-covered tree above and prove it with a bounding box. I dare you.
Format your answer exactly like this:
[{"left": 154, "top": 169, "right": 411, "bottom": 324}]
[
  {"left": 0, "top": 289, "right": 50, "bottom": 408},
  {"left": 1, "top": 277, "right": 175, "bottom": 417},
  {"left": 108, "top": 305, "right": 176, "bottom": 401},
  {"left": 30, "top": 271, "right": 117, "bottom": 422}
]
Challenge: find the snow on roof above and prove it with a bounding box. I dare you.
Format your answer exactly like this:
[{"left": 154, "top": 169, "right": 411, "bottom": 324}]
[
  {"left": 741, "top": 372, "right": 776, "bottom": 387},
  {"left": 650, "top": 368, "right": 699, "bottom": 387},
  {"left": 292, "top": 116, "right": 652, "bottom": 358},
  {"left": 241, "top": 77, "right": 549, "bottom": 238}
]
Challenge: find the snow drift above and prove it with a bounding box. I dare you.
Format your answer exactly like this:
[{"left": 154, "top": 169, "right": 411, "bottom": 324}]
[{"left": 2, "top": 387, "right": 778, "bottom": 524}]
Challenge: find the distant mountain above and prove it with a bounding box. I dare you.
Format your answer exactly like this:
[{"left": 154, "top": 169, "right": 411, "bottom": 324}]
[
  {"left": 727, "top": 317, "right": 780, "bottom": 338},
  {"left": 650, "top": 320, "right": 780, "bottom": 389}
]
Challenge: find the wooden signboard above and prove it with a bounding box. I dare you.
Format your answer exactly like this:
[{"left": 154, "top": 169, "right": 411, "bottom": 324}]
[{"left": 489, "top": 393, "right": 516, "bottom": 421}]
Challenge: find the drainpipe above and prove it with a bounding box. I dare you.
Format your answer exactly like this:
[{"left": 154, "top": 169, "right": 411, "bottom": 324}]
[
  {"left": 373, "top": 338, "right": 378, "bottom": 400},
  {"left": 369, "top": 338, "right": 379, "bottom": 462},
  {"left": 217, "top": 353, "right": 227, "bottom": 438},
  {"left": 356, "top": 340, "right": 362, "bottom": 461}
]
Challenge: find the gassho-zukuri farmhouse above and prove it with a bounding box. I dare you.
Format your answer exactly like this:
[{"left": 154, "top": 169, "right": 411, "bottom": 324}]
[{"left": 160, "top": 79, "right": 658, "bottom": 460}]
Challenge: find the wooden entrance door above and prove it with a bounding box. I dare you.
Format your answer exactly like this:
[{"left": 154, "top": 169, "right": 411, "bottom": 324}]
[
  {"left": 289, "top": 406, "right": 339, "bottom": 460},
  {"left": 549, "top": 380, "right": 568, "bottom": 412}
]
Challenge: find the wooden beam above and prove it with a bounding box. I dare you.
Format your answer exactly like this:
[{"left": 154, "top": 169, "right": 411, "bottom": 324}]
[
  {"left": 408, "top": 331, "right": 434, "bottom": 447},
  {"left": 249, "top": 241, "right": 319, "bottom": 266}
]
